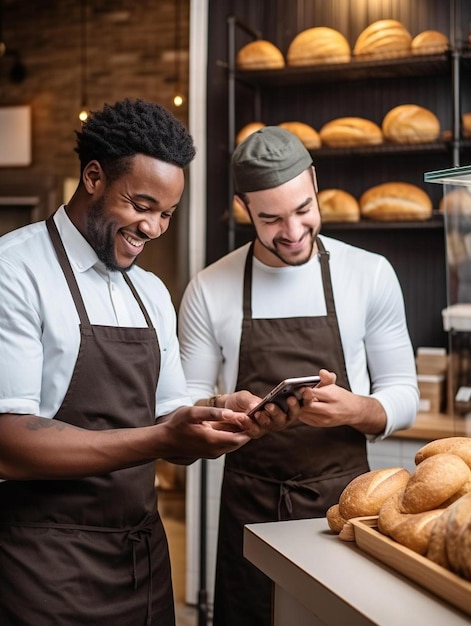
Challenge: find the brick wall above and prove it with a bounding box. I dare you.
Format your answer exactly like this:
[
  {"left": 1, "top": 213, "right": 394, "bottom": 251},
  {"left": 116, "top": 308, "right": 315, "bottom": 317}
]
[{"left": 0, "top": 0, "right": 190, "bottom": 301}]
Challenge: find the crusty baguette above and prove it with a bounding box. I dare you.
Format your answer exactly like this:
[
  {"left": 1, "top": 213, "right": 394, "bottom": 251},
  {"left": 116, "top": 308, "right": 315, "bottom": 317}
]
[{"left": 338, "top": 467, "right": 410, "bottom": 520}]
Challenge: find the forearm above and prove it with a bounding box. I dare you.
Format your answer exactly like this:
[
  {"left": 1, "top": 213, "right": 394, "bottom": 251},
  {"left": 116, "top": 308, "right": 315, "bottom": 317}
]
[{"left": 0, "top": 413, "right": 161, "bottom": 480}]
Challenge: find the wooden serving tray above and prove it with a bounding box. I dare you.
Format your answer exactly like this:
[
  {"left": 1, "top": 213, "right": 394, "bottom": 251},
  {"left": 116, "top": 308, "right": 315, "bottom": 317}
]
[{"left": 350, "top": 516, "right": 471, "bottom": 618}]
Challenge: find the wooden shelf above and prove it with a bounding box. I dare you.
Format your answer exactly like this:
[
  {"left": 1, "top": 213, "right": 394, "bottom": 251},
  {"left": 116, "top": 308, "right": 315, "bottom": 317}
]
[{"left": 234, "top": 52, "right": 451, "bottom": 86}]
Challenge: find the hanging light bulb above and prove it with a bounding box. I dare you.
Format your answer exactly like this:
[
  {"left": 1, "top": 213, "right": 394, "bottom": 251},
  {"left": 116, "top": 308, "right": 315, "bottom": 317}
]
[
  {"left": 172, "top": 0, "right": 184, "bottom": 109},
  {"left": 78, "top": 0, "right": 89, "bottom": 122}
]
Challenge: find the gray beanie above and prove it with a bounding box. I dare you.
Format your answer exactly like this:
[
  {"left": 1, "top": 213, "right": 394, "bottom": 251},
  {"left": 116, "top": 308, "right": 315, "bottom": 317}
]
[{"left": 232, "top": 126, "right": 312, "bottom": 193}]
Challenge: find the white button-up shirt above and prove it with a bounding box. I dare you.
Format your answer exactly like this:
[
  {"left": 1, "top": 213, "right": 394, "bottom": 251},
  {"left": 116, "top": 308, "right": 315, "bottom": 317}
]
[{"left": 0, "top": 205, "right": 191, "bottom": 419}]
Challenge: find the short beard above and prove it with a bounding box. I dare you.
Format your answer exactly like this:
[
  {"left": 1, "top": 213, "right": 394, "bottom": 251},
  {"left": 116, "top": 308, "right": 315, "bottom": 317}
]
[
  {"left": 86, "top": 195, "right": 132, "bottom": 272},
  {"left": 257, "top": 229, "right": 317, "bottom": 266}
]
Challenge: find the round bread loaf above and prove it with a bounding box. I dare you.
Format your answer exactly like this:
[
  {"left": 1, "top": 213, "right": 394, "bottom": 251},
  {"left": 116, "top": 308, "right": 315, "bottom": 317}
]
[
  {"left": 287, "top": 27, "right": 351, "bottom": 66},
  {"left": 415, "top": 436, "right": 471, "bottom": 468},
  {"left": 353, "top": 19, "right": 412, "bottom": 59},
  {"left": 400, "top": 453, "right": 471, "bottom": 514},
  {"left": 319, "top": 117, "right": 383, "bottom": 147},
  {"left": 318, "top": 188, "right": 360, "bottom": 222},
  {"left": 236, "top": 122, "right": 266, "bottom": 145},
  {"left": 411, "top": 30, "right": 449, "bottom": 55},
  {"left": 337, "top": 467, "right": 410, "bottom": 520},
  {"left": 382, "top": 104, "right": 440, "bottom": 144},
  {"left": 359, "top": 182, "right": 432, "bottom": 221},
  {"left": 236, "top": 40, "right": 285, "bottom": 70},
  {"left": 278, "top": 121, "right": 321, "bottom": 149}
]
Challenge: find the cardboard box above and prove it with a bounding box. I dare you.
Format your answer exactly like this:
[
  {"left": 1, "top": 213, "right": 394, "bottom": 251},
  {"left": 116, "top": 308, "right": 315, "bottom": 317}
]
[{"left": 417, "top": 373, "right": 445, "bottom": 413}]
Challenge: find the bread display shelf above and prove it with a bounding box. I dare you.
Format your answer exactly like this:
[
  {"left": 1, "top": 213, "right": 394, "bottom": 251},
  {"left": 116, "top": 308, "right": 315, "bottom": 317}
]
[
  {"left": 308, "top": 140, "right": 450, "bottom": 158},
  {"left": 350, "top": 516, "right": 471, "bottom": 618},
  {"left": 234, "top": 214, "right": 444, "bottom": 231},
  {"left": 234, "top": 52, "right": 449, "bottom": 86}
]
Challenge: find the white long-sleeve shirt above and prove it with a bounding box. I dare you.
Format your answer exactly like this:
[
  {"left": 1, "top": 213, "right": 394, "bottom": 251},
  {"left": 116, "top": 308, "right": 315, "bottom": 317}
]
[
  {"left": 179, "top": 235, "right": 419, "bottom": 438},
  {"left": 0, "top": 205, "right": 192, "bottom": 419}
]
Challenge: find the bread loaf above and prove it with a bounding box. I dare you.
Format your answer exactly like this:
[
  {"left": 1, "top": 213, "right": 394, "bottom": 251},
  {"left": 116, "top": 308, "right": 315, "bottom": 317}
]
[
  {"left": 444, "top": 492, "right": 471, "bottom": 577},
  {"left": 411, "top": 30, "right": 449, "bottom": 55},
  {"left": 382, "top": 104, "right": 440, "bottom": 144},
  {"left": 318, "top": 188, "right": 360, "bottom": 222},
  {"left": 353, "top": 19, "right": 412, "bottom": 59},
  {"left": 236, "top": 40, "right": 285, "bottom": 70},
  {"left": 236, "top": 122, "right": 266, "bottom": 145},
  {"left": 415, "top": 436, "right": 471, "bottom": 468},
  {"left": 338, "top": 467, "right": 410, "bottom": 520},
  {"left": 287, "top": 27, "right": 351, "bottom": 66},
  {"left": 359, "top": 182, "right": 432, "bottom": 221},
  {"left": 400, "top": 453, "right": 471, "bottom": 514},
  {"left": 426, "top": 505, "right": 452, "bottom": 568},
  {"left": 278, "top": 121, "right": 321, "bottom": 149},
  {"left": 319, "top": 117, "right": 383, "bottom": 147},
  {"left": 389, "top": 508, "right": 445, "bottom": 554},
  {"left": 326, "top": 503, "right": 348, "bottom": 533}
]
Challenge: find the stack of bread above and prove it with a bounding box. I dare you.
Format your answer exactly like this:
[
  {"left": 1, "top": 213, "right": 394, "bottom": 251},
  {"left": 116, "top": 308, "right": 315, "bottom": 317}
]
[
  {"left": 359, "top": 182, "right": 433, "bottom": 221},
  {"left": 326, "top": 436, "right": 471, "bottom": 582}
]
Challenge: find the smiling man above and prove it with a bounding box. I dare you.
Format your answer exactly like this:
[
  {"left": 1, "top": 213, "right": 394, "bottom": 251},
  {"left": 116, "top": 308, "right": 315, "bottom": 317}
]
[
  {"left": 0, "top": 99, "right": 280, "bottom": 626},
  {"left": 178, "top": 126, "right": 419, "bottom": 626}
]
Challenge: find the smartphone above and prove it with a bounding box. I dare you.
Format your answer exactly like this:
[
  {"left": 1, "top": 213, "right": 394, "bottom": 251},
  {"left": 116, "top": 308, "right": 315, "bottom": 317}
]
[{"left": 247, "top": 375, "right": 321, "bottom": 417}]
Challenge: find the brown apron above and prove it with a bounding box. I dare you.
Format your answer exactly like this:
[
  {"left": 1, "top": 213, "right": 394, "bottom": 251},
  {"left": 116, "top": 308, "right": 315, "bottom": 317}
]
[
  {"left": 0, "top": 215, "right": 175, "bottom": 626},
  {"left": 213, "top": 239, "right": 369, "bottom": 626}
]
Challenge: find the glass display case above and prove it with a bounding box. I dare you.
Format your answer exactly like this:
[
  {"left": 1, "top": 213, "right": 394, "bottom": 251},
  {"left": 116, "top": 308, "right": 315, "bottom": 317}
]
[{"left": 425, "top": 166, "right": 471, "bottom": 425}]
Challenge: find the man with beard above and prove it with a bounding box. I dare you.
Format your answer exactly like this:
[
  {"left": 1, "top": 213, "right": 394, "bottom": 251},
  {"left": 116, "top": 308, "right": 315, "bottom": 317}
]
[
  {"left": 178, "top": 126, "right": 419, "bottom": 626},
  {"left": 0, "top": 100, "right": 289, "bottom": 626}
]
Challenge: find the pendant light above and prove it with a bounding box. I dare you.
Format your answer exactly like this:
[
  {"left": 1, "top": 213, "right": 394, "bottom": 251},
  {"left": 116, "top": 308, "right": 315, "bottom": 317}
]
[
  {"left": 173, "top": 0, "right": 184, "bottom": 107},
  {"left": 78, "top": 0, "right": 89, "bottom": 122}
]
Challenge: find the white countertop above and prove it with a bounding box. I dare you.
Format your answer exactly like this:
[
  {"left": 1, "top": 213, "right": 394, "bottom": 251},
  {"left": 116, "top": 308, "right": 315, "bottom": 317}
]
[{"left": 244, "top": 518, "right": 470, "bottom": 626}]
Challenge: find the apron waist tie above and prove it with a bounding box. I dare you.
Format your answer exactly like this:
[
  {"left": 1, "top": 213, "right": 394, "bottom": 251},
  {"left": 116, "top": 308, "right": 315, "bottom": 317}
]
[
  {"left": 227, "top": 468, "right": 321, "bottom": 520},
  {"left": 127, "top": 511, "right": 158, "bottom": 626}
]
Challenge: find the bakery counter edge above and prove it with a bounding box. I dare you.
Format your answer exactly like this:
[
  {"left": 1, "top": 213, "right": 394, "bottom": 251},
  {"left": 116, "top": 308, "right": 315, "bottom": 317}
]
[
  {"left": 243, "top": 517, "right": 471, "bottom": 626},
  {"left": 393, "top": 411, "right": 470, "bottom": 440}
]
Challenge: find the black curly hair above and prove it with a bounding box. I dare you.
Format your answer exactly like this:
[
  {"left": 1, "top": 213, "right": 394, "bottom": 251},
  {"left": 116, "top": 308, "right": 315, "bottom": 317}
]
[{"left": 75, "top": 98, "right": 196, "bottom": 181}]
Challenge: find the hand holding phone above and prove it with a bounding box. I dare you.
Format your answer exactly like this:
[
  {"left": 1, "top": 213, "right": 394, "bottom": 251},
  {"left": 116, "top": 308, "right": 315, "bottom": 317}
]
[{"left": 247, "top": 375, "right": 321, "bottom": 417}]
